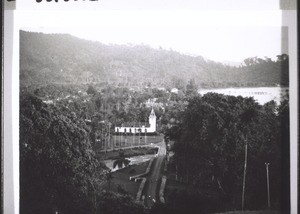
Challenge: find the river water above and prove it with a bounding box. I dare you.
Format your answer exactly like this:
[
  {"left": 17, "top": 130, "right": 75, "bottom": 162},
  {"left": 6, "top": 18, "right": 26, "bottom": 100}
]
[{"left": 198, "top": 87, "right": 288, "bottom": 105}]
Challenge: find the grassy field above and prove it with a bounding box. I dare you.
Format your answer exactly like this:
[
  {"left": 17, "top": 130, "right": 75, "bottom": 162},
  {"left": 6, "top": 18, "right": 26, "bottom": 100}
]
[
  {"left": 103, "top": 161, "right": 150, "bottom": 198},
  {"left": 94, "top": 134, "right": 164, "bottom": 151}
]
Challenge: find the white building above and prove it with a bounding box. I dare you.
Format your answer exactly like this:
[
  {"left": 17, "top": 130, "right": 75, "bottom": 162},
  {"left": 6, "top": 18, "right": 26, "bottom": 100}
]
[
  {"left": 171, "top": 88, "right": 179, "bottom": 94},
  {"left": 114, "top": 108, "right": 157, "bottom": 134}
]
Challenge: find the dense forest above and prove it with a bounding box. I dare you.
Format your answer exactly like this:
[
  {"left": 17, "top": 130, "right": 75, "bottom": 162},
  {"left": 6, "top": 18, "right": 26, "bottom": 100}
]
[
  {"left": 20, "top": 91, "right": 150, "bottom": 214},
  {"left": 20, "top": 30, "right": 289, "bottom": 89}
]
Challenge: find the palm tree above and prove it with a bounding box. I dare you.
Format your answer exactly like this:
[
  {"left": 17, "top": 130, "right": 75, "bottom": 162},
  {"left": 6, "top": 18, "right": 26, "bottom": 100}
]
[{"left": 113, "top": 151, "right": 130, "bottom": 169}]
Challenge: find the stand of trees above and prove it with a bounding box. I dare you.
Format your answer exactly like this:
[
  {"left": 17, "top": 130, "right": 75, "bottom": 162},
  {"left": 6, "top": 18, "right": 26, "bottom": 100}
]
[
  {"left": 20, "top": 93, "right": 147, "bottom": 214},
  {"left": 165, "top": 93, "right": 289, "bottom": 212}
]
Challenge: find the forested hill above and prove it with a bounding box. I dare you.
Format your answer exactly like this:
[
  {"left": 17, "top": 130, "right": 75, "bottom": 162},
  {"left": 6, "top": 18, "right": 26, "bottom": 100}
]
[{"left": 20, "top": 30, "right": 289, "bottom": 89}]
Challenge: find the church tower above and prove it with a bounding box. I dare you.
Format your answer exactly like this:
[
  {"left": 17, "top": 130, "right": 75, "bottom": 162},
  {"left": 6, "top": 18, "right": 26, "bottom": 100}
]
[{"left": 148, "top": 108, "right": 156, "bottom": 132}]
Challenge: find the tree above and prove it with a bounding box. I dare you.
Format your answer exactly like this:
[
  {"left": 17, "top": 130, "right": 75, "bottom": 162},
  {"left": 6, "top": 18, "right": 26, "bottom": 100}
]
[
  {"left": 87, "top": 85, "right": 97, "bottom": 95},
  {"left": 113, "top": 151, "right": 131, "bottom": 169},
  {"left": 20, "top": 93, "right": 105, "bottom": 214},
  {"left": 169, "top": 93, "right": 285, "bottom": 211},
  {"left": 185, "top": 79, "right": 198, "bottom": 97}
]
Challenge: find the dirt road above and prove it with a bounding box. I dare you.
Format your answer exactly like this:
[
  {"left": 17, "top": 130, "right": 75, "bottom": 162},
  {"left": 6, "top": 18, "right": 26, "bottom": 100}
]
[{"left": 144, "top": 141, "right": 166, "bottom": 207}]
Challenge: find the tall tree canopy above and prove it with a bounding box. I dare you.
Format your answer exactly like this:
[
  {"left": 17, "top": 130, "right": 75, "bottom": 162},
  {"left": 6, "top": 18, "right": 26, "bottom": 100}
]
[
  {"left": 168, "top": 93, "right": 288, "bottom": 211},
  {"left": 20, "top": 93, "right": 106, "bottom": 214}
]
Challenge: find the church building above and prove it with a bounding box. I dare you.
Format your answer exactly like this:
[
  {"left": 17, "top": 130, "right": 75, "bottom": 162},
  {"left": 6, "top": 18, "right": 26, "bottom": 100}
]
[{"left": 114, "top": 108, "right": 157, "bottom": 135}]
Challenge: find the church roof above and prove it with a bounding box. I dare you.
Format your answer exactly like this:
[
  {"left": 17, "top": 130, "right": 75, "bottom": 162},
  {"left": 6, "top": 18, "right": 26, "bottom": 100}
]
[
  {"left": 149, "top": 108, "right": 156, "bottom": 117},
  {"left": 119, "top": 122, "right": 150, "bottom": 127}
]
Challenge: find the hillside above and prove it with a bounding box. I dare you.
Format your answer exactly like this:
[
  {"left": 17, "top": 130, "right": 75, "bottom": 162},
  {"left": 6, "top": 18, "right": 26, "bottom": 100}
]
[{"left": 20, "top": 30, "right": 289, "bottom": 89}]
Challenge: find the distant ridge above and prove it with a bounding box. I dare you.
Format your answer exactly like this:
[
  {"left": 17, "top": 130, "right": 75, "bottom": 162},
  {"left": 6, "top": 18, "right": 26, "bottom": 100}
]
[
  {"left": 20, "top": 30, "right": 289, "bottom": 89},
  {"left": 221, "top": 60, "right": 242, "bottom": 67}
]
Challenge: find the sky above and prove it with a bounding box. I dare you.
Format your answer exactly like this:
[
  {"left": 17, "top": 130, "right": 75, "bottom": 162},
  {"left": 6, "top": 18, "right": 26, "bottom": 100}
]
[{"left": 17, "top": 1, "right": 286, "bottom": 63}]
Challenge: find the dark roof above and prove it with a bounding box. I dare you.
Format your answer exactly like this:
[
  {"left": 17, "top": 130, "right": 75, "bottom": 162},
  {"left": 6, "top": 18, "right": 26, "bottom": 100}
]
[
  {"left": 150, "top": 108, "right": 156, "bottom": 117},
  {"left": 119, "top": 122, "right": 150, "bottom": 127}
]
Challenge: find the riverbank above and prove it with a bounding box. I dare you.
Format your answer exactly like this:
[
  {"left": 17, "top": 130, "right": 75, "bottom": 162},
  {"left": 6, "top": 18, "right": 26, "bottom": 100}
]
[
  {"left": 198, "top": 86, "right": 288, "bottom": 105},
  {"left": 97, "top": 146, "right": 158, "bottom": 161}
]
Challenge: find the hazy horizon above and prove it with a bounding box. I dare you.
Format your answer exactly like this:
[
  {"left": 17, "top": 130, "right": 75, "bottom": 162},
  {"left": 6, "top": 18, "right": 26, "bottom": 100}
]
[
  {"left": 21, "top": 25, "right": 286, "bottom": 65},
  {"left": 17, "top": 9, "right": 286, "bottom": 63}
]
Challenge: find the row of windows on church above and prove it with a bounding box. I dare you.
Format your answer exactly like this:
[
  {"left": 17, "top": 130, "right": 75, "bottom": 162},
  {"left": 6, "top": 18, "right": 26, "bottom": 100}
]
[{"left": 116, "top": 128, "right": 147, "bottom": 133}]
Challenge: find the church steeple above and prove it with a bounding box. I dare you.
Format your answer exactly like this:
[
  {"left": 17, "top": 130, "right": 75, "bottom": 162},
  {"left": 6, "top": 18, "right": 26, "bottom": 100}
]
[
  {"left": 148, "top": 108, "right": 156, "bottom": 132},
  {"left": 149, "top": 108, "right": 156, "bottom": 118}
]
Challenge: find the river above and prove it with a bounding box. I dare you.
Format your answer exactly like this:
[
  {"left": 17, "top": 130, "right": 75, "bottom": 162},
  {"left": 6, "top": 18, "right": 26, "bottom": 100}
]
[
  {"left": 198, "top": 87, "right": 288, "bottom": 105},
  {"left": 102, "top": 154, "right": 155, "bottom": 172}
]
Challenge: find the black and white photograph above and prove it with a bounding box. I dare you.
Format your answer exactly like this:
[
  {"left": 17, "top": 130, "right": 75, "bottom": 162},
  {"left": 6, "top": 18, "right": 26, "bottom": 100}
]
[{"left": 3, "top": 1, "right": 298, "bottom": 214}]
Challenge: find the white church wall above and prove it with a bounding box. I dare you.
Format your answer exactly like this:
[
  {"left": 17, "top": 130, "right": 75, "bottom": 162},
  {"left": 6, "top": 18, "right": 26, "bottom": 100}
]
[{"left": 114, "top": 108, "right": 157, "bottom": 134}]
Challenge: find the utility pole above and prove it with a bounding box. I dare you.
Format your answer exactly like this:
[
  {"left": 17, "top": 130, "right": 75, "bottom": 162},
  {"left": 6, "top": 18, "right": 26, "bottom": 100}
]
[
  {"left": 138, "top": 128, "right": 141, "bottom": 146},
  {"left": 112, "top": 126, "right": 115, "bottom": 151},
  {"left": 108, "top": 122, "right": 111, "bottom": 150},
  {"left": 130, "top": 129, "right": 133, "bottom": 148},
  {"left": 133, "top": 124, "right": 135, "bottom": 147},
  {"left": 265, "top": 162, "right": 270, "bottom": 209},
  {"left": 242, "top": 136, "right": 248, "bottom": 211},
  {"left": 140, "top": 122, "right": 142, "bottom": 146},
  {"left": 124, "top": 131, "right": 127, "bottom": 147},
  {"left": 121, "top": 131, "right": 123, "bottom": 149},
  {"left": 104, "top": 124, "right": 107, "bottom": 153},
  {"left": 115, "top": 127, "right": 118, "bottom": 151},
  {"left": 119, "top": 130, "right": 122, "bottom": 150},
  {"left": 145, "top": 117, "right": 147, "bottom": 145},
  {"left": 145, "top": 128, "right": 147, "bottom": 145}
]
